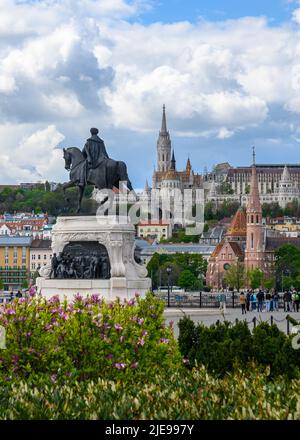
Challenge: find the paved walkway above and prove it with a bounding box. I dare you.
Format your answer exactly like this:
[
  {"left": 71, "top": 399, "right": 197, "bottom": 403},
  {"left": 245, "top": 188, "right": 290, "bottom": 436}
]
[{"left": 163, "top": 308, "right": 300, "bottom": 338}]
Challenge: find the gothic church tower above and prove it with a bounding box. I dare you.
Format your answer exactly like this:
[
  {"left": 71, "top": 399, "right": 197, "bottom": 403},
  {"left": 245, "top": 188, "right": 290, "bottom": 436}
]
[
  {"left": 245, "top": 148, "right": 265, "bottom": 272},
  {"left": 157, "top": 105, "right": 172, "bottom": 172}
]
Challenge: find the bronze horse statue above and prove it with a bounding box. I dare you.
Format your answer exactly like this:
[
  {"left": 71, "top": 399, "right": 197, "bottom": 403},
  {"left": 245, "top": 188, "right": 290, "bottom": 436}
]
[{"left": 62, "top": 146, "right": 134, "bottom": 213}]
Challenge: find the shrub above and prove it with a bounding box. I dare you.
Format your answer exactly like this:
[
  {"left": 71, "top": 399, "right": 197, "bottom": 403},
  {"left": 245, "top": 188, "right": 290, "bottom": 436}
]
[
  {"left": 0, "top": 292, "right": 181, "bottom": 382},
  {"left": 0, "top": 366, "right": 299, "bottom": 419},
  {"left": 178, "top": 317, "right": 300, "bottom": 379}
]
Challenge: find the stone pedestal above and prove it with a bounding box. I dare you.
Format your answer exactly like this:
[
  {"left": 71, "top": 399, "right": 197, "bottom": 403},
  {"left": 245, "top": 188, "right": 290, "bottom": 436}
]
[{"left": 36, "top": 216, "right": 151, "bottom": 301}]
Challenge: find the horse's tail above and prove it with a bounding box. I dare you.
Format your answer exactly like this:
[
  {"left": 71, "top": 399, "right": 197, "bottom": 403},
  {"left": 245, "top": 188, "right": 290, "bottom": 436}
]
[{"left": 117, "top": 161, "right": 134, "bottom": 192}]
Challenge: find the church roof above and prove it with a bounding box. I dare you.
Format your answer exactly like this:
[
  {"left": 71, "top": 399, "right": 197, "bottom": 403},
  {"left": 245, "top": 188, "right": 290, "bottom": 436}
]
[
  {"left": 226, "top": 209, "right": 247, "bottom": 237},
  {"left": 211, "top": 240, "right": 244, "bottom": 258}
]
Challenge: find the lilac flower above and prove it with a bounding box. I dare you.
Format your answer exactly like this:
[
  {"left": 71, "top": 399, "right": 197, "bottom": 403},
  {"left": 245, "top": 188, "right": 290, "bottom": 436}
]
[
  {"left": 59, "top": 312, "right": 69, "bottom": 321},
  {"left": 106, "top": 354, "right": 114, "bottom": 359},
  {"left": 161, "top": 324, "right": 166, "bottom": 329},
  {"left": 141, "top": 330, "right": 148, "bottom": 337},
  {"left": 51, "top": 374, "right": 57, "bottom": 383},
  {"left": 138, "top": 318, "right": 144, "bottom": 326},
  {"left": 182, "top": 358, "right": 190, "bottom": 364},
  {"left": 91, "top": 294, "right": 101, "bottom": 304},
  {"left": 120, "top": 336, "right": 125, "bottom": 343},
  {"left": 160, "top": 338, "right": 169, "bottom": 344},
  {"left": 5, "top": 308, "right": 16, "bottom": 316},
  {"left": 169, "top": 320, "right": 174, "bottom": 327},
  {"left": 49, "top": 295, "right": 60, "bottom": 304},
  {"left": 114, "top": 323, "right": 123, "bottom": 332},
  {"left": 114, "top": 362, "right": 126, "bottom": 370},
  {"left": 130, "top": 316, "right": 138, "bottom": 322},
  {"left": 130, "top": 362, "right": 139, "bottom": 369},
  {"left": 29, "top": 287, "right": 36, "bottom": 297},
  {"left": 128, "top": 299, "right": 135, "bottom": 306},
  {"left": 137, "top": 337, "right": 145, "bottom": 347},
  {"left": 74, "top": 293, "right": 83, "bottom": 302},
  {"left": 11, "top": 355, "right": 19, "bottom": 364},
  {"left": 25, "top": 332, "right": 32, "bottom": 338}
]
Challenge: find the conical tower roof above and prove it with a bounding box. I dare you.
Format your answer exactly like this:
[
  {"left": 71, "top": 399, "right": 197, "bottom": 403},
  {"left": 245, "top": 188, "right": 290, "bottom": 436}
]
[
  {"left": 226, "top": 208, "right": 247, "bottom": 237},
  {"left": 247, "top": 147, "right": 262, "bottom": 213},
  {"left": 186, "top": 157, "right": 192, "bottom": 175}
]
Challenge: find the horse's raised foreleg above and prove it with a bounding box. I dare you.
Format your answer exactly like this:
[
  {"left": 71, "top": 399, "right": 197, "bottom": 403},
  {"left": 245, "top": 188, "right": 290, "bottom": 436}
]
[{"left": 62, "top": 181, "right": 76, "bottom": 203}]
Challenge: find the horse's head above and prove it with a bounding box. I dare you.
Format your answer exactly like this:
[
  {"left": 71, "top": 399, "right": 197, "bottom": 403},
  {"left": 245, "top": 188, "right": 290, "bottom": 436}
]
[{"left": 63, "top": 148, "right": 71, "bottom": 171}]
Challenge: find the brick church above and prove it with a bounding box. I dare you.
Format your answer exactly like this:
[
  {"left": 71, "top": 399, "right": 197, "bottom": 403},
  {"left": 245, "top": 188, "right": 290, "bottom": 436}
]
[{"left": 206, "top": 149, "right": 300, "bottom": 289}]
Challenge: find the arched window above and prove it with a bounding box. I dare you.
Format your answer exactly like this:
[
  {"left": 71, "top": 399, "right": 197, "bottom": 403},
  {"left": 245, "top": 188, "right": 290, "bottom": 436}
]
[
  {"left": 251, "top": 233, "right": 254, "bottom": 250},
  {"left": 251, "top": 215, "right": 254, "bottom": 224},
  {"left": 256, "top": 215, "right": 259, "bottom": 223}
]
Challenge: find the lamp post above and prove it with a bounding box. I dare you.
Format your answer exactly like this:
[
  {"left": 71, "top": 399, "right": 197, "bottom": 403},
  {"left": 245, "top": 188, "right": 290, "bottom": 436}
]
[{"left": 166, "top": 266, "right": 172, "bottom": 308}]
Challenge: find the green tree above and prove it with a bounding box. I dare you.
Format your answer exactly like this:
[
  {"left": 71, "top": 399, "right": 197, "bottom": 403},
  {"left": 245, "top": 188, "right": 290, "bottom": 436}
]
[
  {"left": 224, "top": 261, "right": 245, "bottom": 291},
  {"left": 245, "top": 184, "right": 251, "bottom": 195},
  {"left": 21, "top": 279, "right": 29, "bottom": 289},
  {"left": 248, "top": 268, "right": 264, "bottom": 290},
  {"left": 274, "top": 244, "right": 300, "bottom": 290},
  {"left": 263, "top": 277, "right": 275, "bottom": 290},
  {"left": 219, "top": 182, "right": 234, "bottom": 195},
  {"left": 0, "top": 278, "right": 4, "bottom": 291},
  {"left": 178, "top": 270, "right": 197, "bottom": 290}
]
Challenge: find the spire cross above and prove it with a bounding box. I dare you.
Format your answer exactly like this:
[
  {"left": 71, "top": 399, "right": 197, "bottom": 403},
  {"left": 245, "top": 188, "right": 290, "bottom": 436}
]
[{"left": 252, "top": 146, "right": 256, "bottom": 166}]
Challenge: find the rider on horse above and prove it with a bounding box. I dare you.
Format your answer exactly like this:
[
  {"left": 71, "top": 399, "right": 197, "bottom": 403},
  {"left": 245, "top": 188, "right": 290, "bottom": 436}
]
[{"left": 82, "top": 128, "right": 109, "bottom": 187}]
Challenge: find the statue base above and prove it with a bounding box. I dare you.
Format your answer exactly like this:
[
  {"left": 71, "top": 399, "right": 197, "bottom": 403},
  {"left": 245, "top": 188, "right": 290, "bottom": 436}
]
[{"left": 36, "top": 215, "right": 151, "bottom": 301}]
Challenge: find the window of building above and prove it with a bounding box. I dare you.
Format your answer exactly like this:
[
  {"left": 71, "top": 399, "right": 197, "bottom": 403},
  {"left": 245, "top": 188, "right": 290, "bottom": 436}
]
[
  {"left": 251, "top": 233, "right": 254, "bottom": 250},
  {"left": 32, "top": 255, "right": 36, "bottom": 260},
  {"left": 38, "top": 255, "right": 41, "bottom": 260},
  {"left": 44, "top": 255, "right": 47, "bottom": 260}
]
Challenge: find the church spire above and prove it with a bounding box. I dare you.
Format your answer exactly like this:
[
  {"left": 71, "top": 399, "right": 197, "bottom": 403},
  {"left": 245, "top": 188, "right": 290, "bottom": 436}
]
[
  {"left": 247, "top": 147, "right": 261, "bottom": 213},
  {"left": 161, "top": 104, "right": 167, "bottom": 133},
  {"left": 186, "top": 157, "right": 192, "bottom": 175},
  {"left": 170, "top": 150, "right": 176, "bottom": 171},
  {"left": 157, "top": 105, "right": 172, "bottom": 172}
]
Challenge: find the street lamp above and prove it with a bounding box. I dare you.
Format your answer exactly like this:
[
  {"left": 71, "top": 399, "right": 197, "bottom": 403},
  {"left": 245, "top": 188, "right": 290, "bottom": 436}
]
[{"left": 166, "top": 266, "right": 172, "bottom": 308}]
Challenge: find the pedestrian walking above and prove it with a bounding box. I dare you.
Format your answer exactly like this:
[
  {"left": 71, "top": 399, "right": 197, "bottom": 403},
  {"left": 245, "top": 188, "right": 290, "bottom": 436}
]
[
  {"left": 252, "top": 291, "right": 257, "bottom": 311},
  {"left": 240, "top": 292, "right": 247, "bottom": 315},
  {"left": 294, "top": 291, "right": 300, "bottom": 313},
  {"left": 246, "top": 290, "right": 251, "bottom": 312},
  {"left": 283, "top": 290, "right": 290, "bottom": 312},
  {"left": 273, "top": 291, "right": 279, "bottom": 311},
  {"left": 257, "top": 289, "right": 264, "bottom": 313},
  {"left": 265, "top": 291, "right": 271, "bottom": 312}
]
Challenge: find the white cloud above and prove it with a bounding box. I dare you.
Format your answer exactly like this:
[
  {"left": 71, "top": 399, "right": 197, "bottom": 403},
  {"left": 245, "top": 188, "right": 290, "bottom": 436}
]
[{"left": 2, "top": 1, "right": 300, "bottom": 184}]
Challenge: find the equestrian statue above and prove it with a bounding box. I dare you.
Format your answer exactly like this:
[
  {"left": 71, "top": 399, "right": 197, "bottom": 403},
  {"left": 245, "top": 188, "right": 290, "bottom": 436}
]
[{"left": 62, "top": 128, "right": 134, "bottom": 212}]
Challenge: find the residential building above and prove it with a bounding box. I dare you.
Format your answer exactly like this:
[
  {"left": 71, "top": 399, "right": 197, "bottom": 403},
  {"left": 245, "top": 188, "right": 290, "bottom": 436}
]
[
  {"left": 0, "top": 236, "right": 32, "bottom": 291},
  {"left": 137, "top": 221, "right": 172, "bottom": 241},
  {"left": 30, "top": 239, "right": 52, "bottom": 274}
]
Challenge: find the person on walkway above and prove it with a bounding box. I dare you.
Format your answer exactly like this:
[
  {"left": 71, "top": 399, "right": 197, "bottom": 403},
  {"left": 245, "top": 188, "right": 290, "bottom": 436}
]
[
  {"left": 257, "top": 289, "right": 264, "bottom": 313},
  {"left": 288, "top": 290, "right": 293, "bottom": 312},
  {"left": 294, "top": 291, "right": 300, "bottom": 313},
  {"left": 265, "top": 291, "right": 271, "bottom": 312},
  {"left": 246, "top": 290, "right": 251, "bottom": 312},
  {"left": 240, "top": 292, "right": 247, "bottom": 315},
  {"left": 252, "top": 291, "right": 257, "bottom": 311},
  {"left": 273, "top": 291, "right": 279, "bottom": 312},
  {"left": 218, "top": 290, "right": 226, "bottom": 313},
  {"left": 270, "top": 291, "right": 274, "bottom": 312},
  {"left": 292, "top": 290, "right": 297, "bottom": 312},
  {"left": 283, "top": 290, "right": 290, "bottom": 312}
]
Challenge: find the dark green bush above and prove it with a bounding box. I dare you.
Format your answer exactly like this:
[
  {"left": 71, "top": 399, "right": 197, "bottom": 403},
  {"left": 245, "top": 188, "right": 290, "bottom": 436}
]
[{"left": 178, "top": 317, "right": 300, "bottom": 379}]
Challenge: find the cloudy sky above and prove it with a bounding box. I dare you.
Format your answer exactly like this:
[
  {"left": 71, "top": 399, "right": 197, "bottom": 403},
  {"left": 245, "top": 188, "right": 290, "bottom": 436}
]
[{"left": 1, "top": 0, "right": 300, "bottom": 187}]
